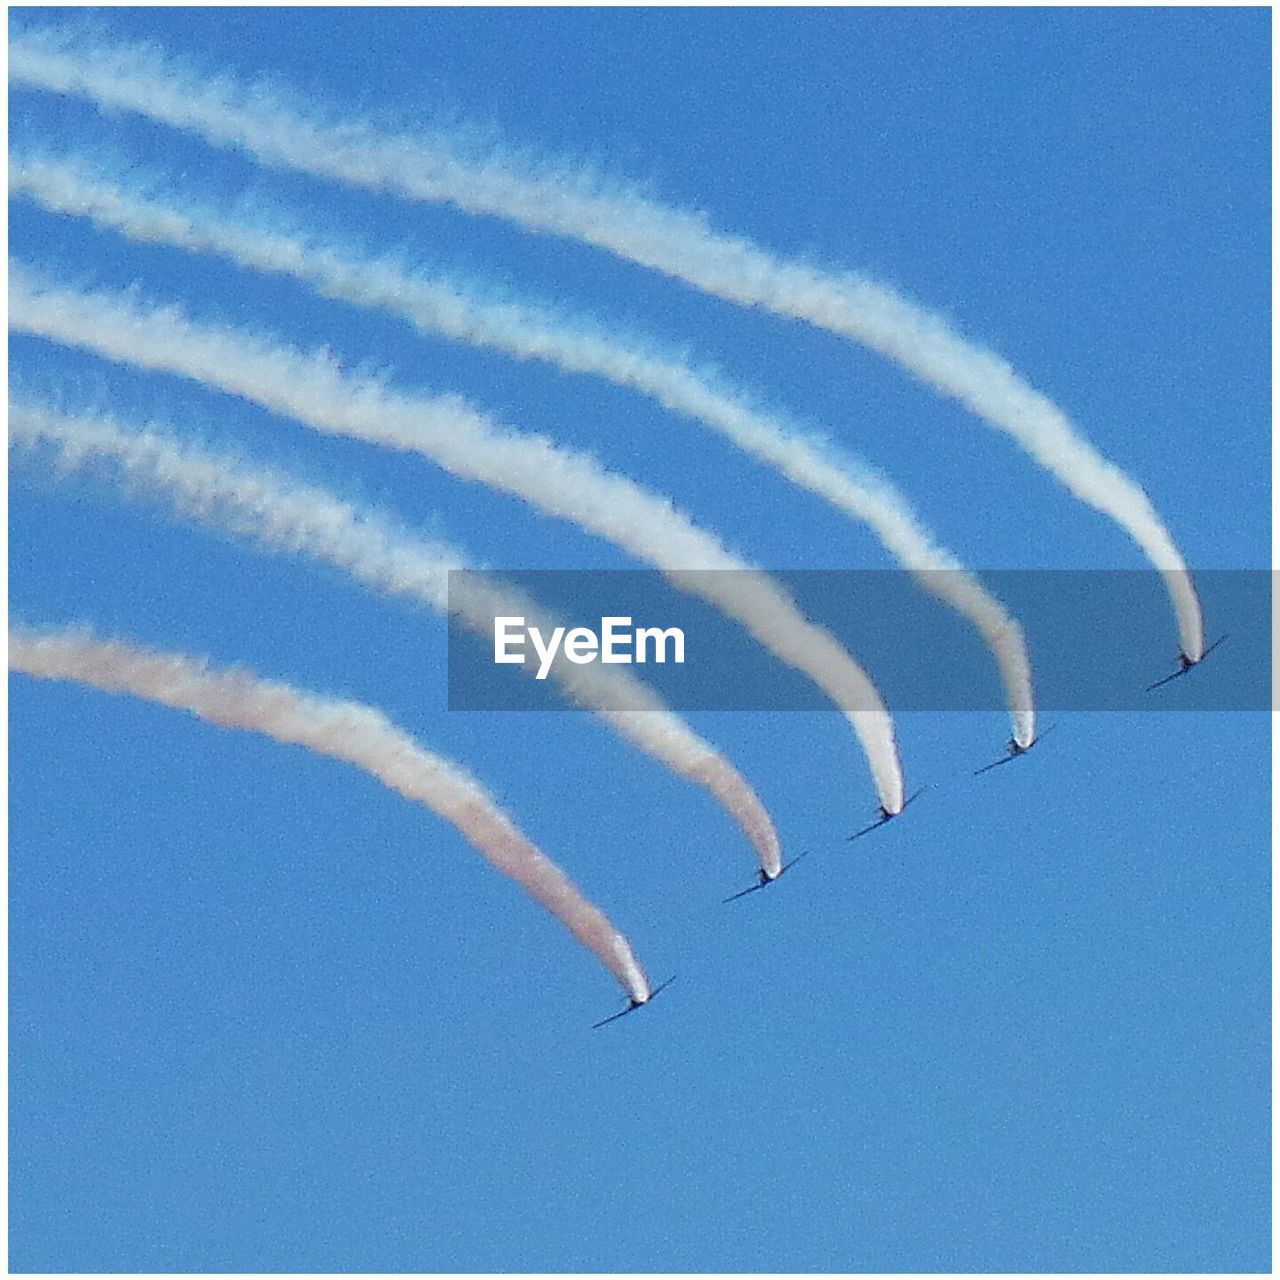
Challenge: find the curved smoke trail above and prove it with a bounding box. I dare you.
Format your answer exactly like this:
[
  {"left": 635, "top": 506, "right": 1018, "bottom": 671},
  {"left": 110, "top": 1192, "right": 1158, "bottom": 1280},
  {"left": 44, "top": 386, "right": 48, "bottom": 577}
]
[
  {"left": 10, "top": 268, "right": 906, "bottom": 814},
  {"left": 11, "top": 400, "right": 782, "bottom": 875},
  {"left": 10, "top": 154, "right": 1036, "bottom": 745},
  {"left": 7, "top": 26, "right": 1202, "bottom": 661},
  {"left": 10, "top": 626, "right": 652, "bottom": 1000}
]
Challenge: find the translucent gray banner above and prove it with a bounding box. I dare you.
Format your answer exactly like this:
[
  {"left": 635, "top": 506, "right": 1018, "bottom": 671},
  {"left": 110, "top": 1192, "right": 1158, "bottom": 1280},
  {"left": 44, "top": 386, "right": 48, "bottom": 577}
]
[{"left": 446, "top": 570, "right": 1269, "bottom": 712}]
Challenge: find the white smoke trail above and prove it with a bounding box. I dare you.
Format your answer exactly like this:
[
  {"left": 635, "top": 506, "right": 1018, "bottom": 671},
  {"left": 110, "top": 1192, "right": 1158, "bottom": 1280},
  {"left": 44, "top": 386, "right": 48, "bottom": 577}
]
[
  {"left": 10, "top": 269, "right": 905, "bottom": 813},
  {"left": 11, "top": 400, "right": 782, "bottom": 875},
  {"left": 7, "top": 26, "right": 1203, "bottom": 660},
  {"left": 9, "top": 154, "right": 1036, "bottom": 745},
  {"left": 9, "top": 625, "right": 651, "bottom": 1000}
]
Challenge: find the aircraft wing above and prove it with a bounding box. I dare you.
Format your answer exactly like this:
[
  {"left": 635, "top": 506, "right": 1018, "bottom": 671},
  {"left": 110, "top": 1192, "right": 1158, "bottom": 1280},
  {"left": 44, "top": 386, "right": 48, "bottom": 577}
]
[
  {"left": 847, "top": 816, "right": 889, "bottom": 841},
  {"left": 1201, "top": 635, "right": 1228, "bottom": 660},
  {"left": 592, "top": 1004, "right": 639, "bottom": 1030},
  {"left": 974, "top": 753, "right": 1017, "bottom": 776}
]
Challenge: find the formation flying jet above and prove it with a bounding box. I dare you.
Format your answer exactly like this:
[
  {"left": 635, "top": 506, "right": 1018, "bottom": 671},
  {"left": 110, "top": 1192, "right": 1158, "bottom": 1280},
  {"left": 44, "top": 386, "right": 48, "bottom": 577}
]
[
  {"left": 1145, "top": 635, "right": 1228, "bottom": 691},
  {"left": 974, "top": 724, "right": 1057, "bottom": 776},
  {"left": 847, "top": 786, "right": 928, "bottom": 842},
  {"left": 721, "top": 851, "right": 809, "bottom": 904},
  {"left": 592, "top": 975, "right": 677, "bottom": 1030}
]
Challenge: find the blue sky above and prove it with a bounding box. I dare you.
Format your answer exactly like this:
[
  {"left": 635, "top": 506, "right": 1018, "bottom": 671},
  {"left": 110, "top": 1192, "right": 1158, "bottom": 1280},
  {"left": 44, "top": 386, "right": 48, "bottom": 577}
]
[{"left": 9, "top": 7, "right": 1270, "bottom": 1272}]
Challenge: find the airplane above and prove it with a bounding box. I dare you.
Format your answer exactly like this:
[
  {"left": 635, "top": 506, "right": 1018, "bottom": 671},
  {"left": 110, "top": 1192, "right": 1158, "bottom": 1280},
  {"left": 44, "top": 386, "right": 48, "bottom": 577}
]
[
  {"left": 847, "top": 786, "right": 927, "bottom": 841},
  {"left": 591, "top": 975, "right": 677, "bottom": 1030},
  {"left": 1145, "top": 635, "right": 1228, "bottom": 691},
  {"left": 973, "top": 724, "right": 1058, "bottom": 776},
  {"left": 721, "top": 851, "right": 809, "bottom": 904}
]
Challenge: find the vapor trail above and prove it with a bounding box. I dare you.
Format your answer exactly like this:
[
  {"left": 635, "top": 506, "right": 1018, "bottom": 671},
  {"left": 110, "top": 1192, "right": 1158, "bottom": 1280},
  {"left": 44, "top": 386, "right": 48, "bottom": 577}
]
[
  {"left": 11, "top": 401, "right": 782, "bottom": 875},
  {"left": 7, "top": 26, "right": 1202, "bottom": 660},
  {"left": 10, "top": 269, "right": 905, "bottom": 813},
  {"left": 10, "top": 155, "right": 1035, "bottom": 744},
  {"left": 10, "top": 625, "right": 651, "bottom": 1000}
]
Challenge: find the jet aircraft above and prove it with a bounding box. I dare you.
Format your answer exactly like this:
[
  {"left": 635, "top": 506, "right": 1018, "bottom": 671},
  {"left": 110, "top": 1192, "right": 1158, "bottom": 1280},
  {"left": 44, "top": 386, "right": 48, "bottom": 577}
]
[
  {"left": 592, "top": 975, "right": 677, "bottom": 1029},
  {"left": 722, "top": 851, "right": 809, "bottom": 903},
  {"left": 847, "top": 787, "right": 927, "bottom": 841},
  {"left": 974, "top": 725, "right": 1057, "bottom": 776},
  {"left": 1146, "top": 635, "right": 1227, "bottom": 691}
]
